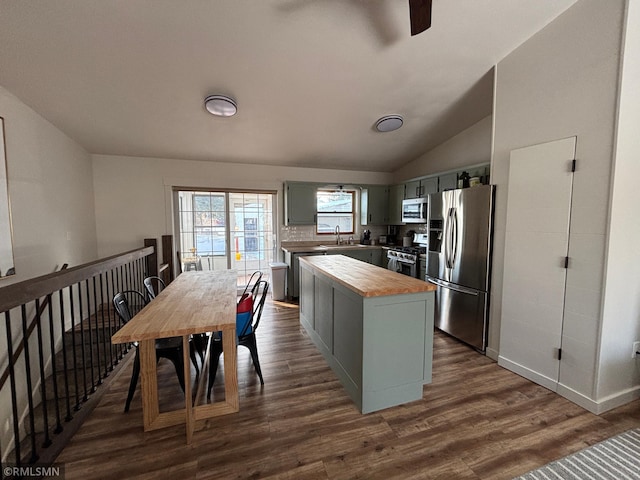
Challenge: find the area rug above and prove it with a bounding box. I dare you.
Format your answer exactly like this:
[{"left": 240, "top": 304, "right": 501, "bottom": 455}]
[{"left": 514, "top": 428, "right": 640, "bottom": 479}]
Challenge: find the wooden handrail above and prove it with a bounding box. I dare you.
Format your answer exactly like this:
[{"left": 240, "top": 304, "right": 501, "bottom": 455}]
[
  {"left": 0, "top": 240, "right": 158, "bottom": 467},
  {"left": 0, "top": 246, "right": 153, "bottom": 313},
  {"left": 0, "top": 264, "right": 68, "bottom": 391}
]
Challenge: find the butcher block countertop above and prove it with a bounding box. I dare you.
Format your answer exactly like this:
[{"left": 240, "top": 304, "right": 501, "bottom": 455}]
[{"left": 298, "top": 254, "right": 436, "bottom": 298}]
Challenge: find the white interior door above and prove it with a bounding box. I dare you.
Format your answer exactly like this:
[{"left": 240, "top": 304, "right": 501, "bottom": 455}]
[{"left": 498, "top": 137, "right": 576, "bottom": 391}]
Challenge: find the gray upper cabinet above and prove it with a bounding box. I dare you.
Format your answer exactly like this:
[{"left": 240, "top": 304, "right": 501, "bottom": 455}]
[
  {"left": 388, "top": 184, "right": 404, "bottom": 225},
  {"left": 405, "top": 177, "right": 438, "bottom": 199},
  {"left": 437, "top": 172, "right": 458, "bottom": 191},
  {"left": 360, "top": 185, "right": 389, "bottom": 225},
  {"left": 422, "top": 177, "right": 439, "bottom": 196},
  {"left": 404, "top": 179, "right": 421, "bottom": 199},
  {"left": 284, "top": 182, "right": 316, "bottom": 225}
]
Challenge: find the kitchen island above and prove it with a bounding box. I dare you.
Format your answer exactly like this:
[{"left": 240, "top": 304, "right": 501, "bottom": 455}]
[
  {"left": 298, "top": 255, "right": 436, "bottom": 413},
  {"left": 282, "top": 242, "right": 384, "bottom": 298}
]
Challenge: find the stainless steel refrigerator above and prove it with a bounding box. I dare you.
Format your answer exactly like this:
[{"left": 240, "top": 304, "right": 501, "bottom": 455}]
[{"left": 426, "top": 185, "right": 494, "bottom": 352}]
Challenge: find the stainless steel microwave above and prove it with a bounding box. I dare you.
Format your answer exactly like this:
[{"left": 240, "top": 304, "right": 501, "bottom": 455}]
[{"left": 402, "top": 197, "right": 428, "bottom": 223}]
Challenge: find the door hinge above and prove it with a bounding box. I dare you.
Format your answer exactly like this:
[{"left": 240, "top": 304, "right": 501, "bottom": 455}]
[
  {"left": 571, "top": 159, "right": 577, "bottom": 172},
  {"left": 564, "top": 256, "right": 570, "bottom": 269},
  {"left": 557, "top": 348, "right": 562, "bottom": 361}
]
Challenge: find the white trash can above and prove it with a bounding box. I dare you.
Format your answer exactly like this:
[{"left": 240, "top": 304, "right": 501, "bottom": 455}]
[{"left": 269, "top": 262, "right": 288, "bottom": 301}]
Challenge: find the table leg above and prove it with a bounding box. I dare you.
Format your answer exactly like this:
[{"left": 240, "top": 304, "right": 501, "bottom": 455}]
[
  {"left": 183, "top": 335, "right": 194, "bottom": 444},
  {"left": 138, "top": 339, "right": 159, "bottom": 430},
  {"left": 222, "top": 327, "right": 239, "bottom": 411}
]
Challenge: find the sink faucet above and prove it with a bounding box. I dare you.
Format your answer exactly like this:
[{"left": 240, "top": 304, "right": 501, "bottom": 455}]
[{"left": 335, "top": 225, "right": 341, "bottom": 245}]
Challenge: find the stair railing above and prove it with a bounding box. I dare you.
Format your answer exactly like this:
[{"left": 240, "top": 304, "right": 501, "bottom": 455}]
[{"left": 0, "top": 240, "right": 159, "bottom": 474}]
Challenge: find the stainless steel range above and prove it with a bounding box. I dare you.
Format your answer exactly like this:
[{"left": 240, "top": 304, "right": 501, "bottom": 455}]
[{"left": 386, "top": 233, "right": 427, "bottom": 278}]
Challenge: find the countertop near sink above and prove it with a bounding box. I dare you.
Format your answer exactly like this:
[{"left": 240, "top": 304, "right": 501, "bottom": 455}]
[{"left": 281, "top": 242, "right": 383, "bottom": 254}]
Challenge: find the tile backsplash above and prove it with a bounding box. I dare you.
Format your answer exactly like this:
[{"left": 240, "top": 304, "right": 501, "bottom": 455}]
[
  {"left": 280, "top": 225, "right": 387, "bottom": 243},
  {"left": 280, "top": 224, "right": 427, "bottom": 244}
]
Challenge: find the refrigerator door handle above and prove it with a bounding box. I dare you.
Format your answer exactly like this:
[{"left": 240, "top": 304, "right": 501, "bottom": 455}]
[
  {"left": 451, "top": 208, "right": 458, "bottom": 268},
  {"left": 443, "top": 210, "right": 449, "bottom": 268},
  {"left": 426, "top": 276, "right": 480, "bottom": 296},
  {"left": 445, "top": 207, "right": 454, "bottom": 268}
]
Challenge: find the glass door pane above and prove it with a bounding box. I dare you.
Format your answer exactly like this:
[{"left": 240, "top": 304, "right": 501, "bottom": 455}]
[
  {"left": 176, "top": 190, "right": 275, "bottom": 289},
  {"left": 229, "top": 192, "right": 275, "bottom": 287}
]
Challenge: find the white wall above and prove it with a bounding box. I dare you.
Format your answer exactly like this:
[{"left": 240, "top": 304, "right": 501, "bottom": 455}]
[
  {"left": 0, "top": 85, "right": 97, "bottom": 281},
  {"left": 92, "top": 154, "right": 391, "bottom": 258},
  {"left": 597, "top": 0, "right": 640, "bottom": 403},
  {"left": 491, "top": 0, "right": 625, "bottom": 406},
  {"left": 0, "top": 118, "right": 13, "bottom": 275},
  {"left": 392, "top": 115, "right": 492, "bottom": 183},
  {"left": 0, "top": 84, "right": 97, "bottom": 460}
]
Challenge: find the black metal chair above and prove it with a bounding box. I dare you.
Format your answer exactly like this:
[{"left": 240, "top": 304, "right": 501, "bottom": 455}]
[
  {"left": 240, "top": 270, "right": 263, "bottom": 300},
  {"left": 207, "top": 279, "right": 269, "bottom": 397},
  {"left": 143, "top": 275, "right": 166, "bottom": 300},
  {"left": 142, "top": 276, "right": 204, "bottom": 370},
  {"left": 113, "top": 290, "right": 187, "bottom": 412}
]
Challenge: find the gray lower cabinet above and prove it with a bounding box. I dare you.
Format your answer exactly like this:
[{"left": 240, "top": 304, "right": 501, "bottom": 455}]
[
  {"left": 371, "top": 248, "right": 383, "bottom": 267},
  {"left": 287, "top": 247, "right": 384, "bottom": 297},
  {"left": 328, "top": 248, "right": 372, "bottom": 263},
  {"left": 299, "top": 262, "right": 434, "bottom": 413},
  {"left": 285, "top": 251, "right": 326, "bottom": 298},
  {"left": 327, "top": 247, "right": 384, "bottom": 267},
  {"left": 315, "top": 276, "right": 334, "bottom": 352}
]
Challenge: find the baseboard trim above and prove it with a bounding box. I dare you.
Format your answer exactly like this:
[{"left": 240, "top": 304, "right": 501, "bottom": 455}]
[
  {"left": 555, "top": 384, "right": 599, "bottom": 413},
  {"left": 594, "top": 386, "right": 640, "bottom": 414},
  {"left": 498, "top": 356, "right": 640, "bottom": 415},
  {"left": 485, "top": 347, "right": 499, "bottom": 362},
  {"left": 497, "top": 355, "right": 558, "bottom": 392}
]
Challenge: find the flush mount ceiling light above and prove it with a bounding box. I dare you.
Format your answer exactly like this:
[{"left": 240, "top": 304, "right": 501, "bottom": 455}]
[
  {"left": 375, "top": 115, "right": 403, "bottom": 132},
  {"left": 204, "top": 95, "right": 237, "bottom": 117}
]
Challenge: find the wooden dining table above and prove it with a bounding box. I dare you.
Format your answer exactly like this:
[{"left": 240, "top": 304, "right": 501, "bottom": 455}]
[{"left": 111, "top": 269, "right": 238, "bottom": 444}]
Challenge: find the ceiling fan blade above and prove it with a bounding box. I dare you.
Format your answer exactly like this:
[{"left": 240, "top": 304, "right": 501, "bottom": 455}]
[{"left": 409, "top": 0, "right": 432, "bottom": 36}]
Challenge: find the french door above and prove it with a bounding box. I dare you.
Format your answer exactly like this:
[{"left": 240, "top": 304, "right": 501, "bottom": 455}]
[{"left": 175, "top": 189, "right": 276, "bottom": 288}]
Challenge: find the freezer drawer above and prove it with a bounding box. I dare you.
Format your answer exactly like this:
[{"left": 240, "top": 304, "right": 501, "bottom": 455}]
[{"left": 428, "top": 277, "right": 488, "bottom": 352}]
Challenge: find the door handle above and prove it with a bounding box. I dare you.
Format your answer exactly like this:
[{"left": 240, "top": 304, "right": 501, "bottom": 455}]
[
  {"left": 426, "top": 277, "right": 479, "bottom": 295},
  {"left": 451, "top": 208, "right": 458, "bottom": 268},
  {"left": 445, "top": 207, "right": 455, "bottom": 268}
]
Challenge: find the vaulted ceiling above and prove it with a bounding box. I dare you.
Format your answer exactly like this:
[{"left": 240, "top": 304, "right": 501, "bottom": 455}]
[{"left": 0, "top": 0, "right": 578, "bottom": 172}]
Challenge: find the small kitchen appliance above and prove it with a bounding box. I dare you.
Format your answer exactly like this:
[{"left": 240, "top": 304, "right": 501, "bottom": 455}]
[
  {"left": 386, "top": 225, "right": 399, "bottom": 245},
  {"left": 402, "top": 198, "right": 428, "bottom": 223}
]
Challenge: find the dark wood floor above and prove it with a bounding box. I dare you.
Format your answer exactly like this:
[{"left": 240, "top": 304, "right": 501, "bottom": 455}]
[{"left": 55, "top": 299, "right": 640, "bottom": 479}]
